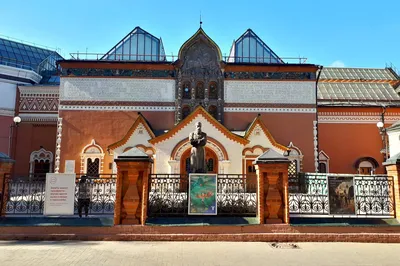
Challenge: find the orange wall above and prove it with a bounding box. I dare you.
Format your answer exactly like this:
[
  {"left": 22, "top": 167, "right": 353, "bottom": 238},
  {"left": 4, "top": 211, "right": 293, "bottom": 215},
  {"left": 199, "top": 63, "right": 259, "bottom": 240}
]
[
  {"left": 13, "top": 123, "right": 57, "bottom": 174},
  {"left": 318, "top": 123, "right": 385, "bottom": 174},
  {"left": 224, "top": 112, "right": 317, "bottom": 172},
  {"left": 0, "top": 116, "right": 12, "bottom": 155},
  {"left": 59, "top": 110, "right": 175, "bottom": 173}
]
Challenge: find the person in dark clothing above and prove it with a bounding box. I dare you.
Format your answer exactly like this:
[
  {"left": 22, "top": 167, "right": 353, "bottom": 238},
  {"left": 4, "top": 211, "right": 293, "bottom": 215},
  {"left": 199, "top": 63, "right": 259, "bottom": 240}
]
[{"left": 78, "top": 175, "right": 91, "bottom": 218}]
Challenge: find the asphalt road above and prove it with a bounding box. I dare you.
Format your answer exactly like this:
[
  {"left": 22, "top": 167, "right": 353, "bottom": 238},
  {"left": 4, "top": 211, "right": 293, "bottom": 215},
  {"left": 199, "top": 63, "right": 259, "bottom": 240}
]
[{"left": 1, "top": 241, "right": 400, "bottom": 266}]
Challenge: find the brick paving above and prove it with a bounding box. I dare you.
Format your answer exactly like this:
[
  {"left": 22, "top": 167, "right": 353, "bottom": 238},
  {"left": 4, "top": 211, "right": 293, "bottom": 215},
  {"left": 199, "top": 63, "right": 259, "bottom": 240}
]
[{"left": 1, "top": 241, "right": 400, "bottom": 266}]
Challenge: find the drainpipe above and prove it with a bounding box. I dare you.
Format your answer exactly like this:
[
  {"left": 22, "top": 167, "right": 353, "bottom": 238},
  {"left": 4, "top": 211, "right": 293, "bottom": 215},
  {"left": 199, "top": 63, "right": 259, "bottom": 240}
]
[{"left": 315, "top": 65, "right": 323, "bottom": 172}]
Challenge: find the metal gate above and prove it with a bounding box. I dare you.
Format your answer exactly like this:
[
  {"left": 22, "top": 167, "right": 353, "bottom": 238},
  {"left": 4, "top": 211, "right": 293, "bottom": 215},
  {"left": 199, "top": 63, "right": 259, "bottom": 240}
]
[{"left": 147, "top": 174, "right": 257, "bottom": 217}]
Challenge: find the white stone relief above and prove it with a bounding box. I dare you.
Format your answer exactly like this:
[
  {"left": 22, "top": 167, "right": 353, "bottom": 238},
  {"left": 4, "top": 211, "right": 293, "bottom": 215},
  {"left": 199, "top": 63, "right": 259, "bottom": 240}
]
[
  {"left": 54, "top": 118, "right": 62, "bottom": 173},
  {"left": 224, "top": 80, "right": 315, "bottom": 104},
  {"left": 60, "top": 78, "right": 175, "bottom": 102}
]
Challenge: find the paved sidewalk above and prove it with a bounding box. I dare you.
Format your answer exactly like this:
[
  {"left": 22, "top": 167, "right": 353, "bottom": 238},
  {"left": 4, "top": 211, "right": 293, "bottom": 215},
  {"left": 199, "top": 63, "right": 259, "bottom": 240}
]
[{"left": 1, "top": 241, "right": 400, "bottom": 266}]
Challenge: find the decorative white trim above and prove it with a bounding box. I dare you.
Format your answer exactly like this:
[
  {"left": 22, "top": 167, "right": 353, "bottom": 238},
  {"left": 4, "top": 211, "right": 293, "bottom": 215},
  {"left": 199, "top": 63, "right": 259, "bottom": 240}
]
[
  {"left": 19, "top": 86, "right": 59, "bottom": 96},
  {"left": 224, "top": 80, "right": 316, "bottom": 104},
  {"left": 173, "top": 141, "right": 226, "bottom": 162},
  {"left": 313, "top": 121, "right": 318, "bottom": 172},
  {"left": 54, "top": 118, "right": 62, "bottom": 173},
  {"left": 318, "top": 116, "right": 400, "bottom": 124},
  {"left": 59, "top": 105, "right": 175, "bottom": 112},
  {"left": 0, "top": 108, "right": 15, "bottom": 117},
  {"left": 224, "top": 107, "right": 316, "bottom": 113},
  {"left": 60, "top": 78, "right": 175, "bottom": 102},
  {"left": 29, "top": 148, "right": 54, "bottom": 174},
  {"left": 81, "top": 139, "right": 105, "bottom": 174},
  {"left": 287, "top": 142, "right": 304, "bottom": 172},
  {"left": 18, "top": 113, "right": 58, "bottom": 122}
]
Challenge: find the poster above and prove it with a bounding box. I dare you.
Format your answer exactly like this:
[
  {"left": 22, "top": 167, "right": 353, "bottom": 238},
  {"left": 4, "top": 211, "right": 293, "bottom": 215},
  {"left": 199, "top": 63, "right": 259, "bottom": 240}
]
[
  {"left": 44, "top": 173, "right": 76, "bottom": 216},
  {"left": 328, "top": 176, "right": 355, "bottom": 215},
  {"left": 188, "top": 174, "right": 217, "bottom": 215},
  {"left": 64, "top": 160, "right": 75, "bottom": 174}
]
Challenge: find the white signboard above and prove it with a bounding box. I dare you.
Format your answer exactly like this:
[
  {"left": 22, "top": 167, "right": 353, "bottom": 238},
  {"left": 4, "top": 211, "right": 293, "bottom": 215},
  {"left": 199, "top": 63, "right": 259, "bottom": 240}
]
[
  {"left": 65, "top": 160, "right": 75, "bottom": 174},
  {"left": 44, "top": 173, "right": 76, "bottom": 216}
]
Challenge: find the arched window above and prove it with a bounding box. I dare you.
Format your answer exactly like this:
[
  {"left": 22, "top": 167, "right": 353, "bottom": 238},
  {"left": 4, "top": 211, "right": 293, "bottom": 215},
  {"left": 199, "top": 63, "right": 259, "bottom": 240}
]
[
  {"left": 209, "top": 82, "right": 218, "bottom": 99},
  {"left": 355, "top": 157, "right": 379, "bottom": 175},
  {"left": 29, "top": 148, "right": 53, "bottom": 174},
  {"left": 81, "top": 139, "right": 104, "bottom": 175},
  {"left": 318, "top": 151, "right": 330, "bottom": 173},
  {"left": 182, "top": 105, "right": 191, "bottom": 120},
  {"left": 286, "top": 142, "right": 303, "bottom": 173},
  {"left": 208, "top": 105, "right": 218, "bottom": 119},
  {"left": 182, "top": 82, "right": 191, "bottom": 99},
  {"left": 195, "top": 82, "right": 204, "bottom": 99}
]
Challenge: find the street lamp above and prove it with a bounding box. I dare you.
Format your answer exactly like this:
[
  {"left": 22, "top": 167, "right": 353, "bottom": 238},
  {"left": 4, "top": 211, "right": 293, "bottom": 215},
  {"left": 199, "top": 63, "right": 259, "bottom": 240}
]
[
  {"left": 377, "top": 119, "right": 388, "bottom": 161},
  {"left": 8, "top": 116, "right": 21, "bottom": 158}
]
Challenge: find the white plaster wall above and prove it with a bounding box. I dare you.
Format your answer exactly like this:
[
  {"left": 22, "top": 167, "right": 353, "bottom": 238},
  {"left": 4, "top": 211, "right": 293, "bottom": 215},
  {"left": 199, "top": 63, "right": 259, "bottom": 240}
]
[
  {"left": 0, "top": 82, "right": 17, "bottom": 111},
  {"left": 245, "top": 124, "right": 285, "bottom": 154},
  {"left": 113, "top": 123, "right": 153, "bottom": 155},
  {"left": 388, "top": 131, "right": 400, "bottom": 157},
  {"left": 224, "top": 80, "right": 315, "bottom": 104},
  {"left": 60, "top": 78, "right": 175, "bottom": 102},
  {"left": 154, "top": 114, "right": 244, "bottom": 174}
]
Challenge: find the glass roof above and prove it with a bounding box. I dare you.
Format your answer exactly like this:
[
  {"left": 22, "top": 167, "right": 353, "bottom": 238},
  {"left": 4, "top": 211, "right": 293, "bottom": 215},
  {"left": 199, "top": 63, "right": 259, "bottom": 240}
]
[
  {"left": 228, "top": 29, "right": 283, "bottom": 64},
  {"left": 101, "top": 27, "right": 166, "bottom": 61},
  {"left": 0, "top": 37, "right": 63, "bottom": 84}
]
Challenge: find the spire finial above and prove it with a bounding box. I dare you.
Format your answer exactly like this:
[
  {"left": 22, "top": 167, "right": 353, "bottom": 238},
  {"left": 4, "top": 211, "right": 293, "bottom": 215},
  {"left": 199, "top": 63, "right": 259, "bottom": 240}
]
[{"left": 200, "top": 11, "right": 202, "bottom": 28}]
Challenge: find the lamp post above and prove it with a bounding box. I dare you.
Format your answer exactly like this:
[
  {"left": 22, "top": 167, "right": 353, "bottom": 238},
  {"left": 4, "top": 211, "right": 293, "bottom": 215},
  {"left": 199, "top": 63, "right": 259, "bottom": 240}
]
[
  {"left": 377, "top": 119, "right": 388, "bottom": 162},
  {"left": 8, "top": 116, "right": 21, "bottom": 158}
]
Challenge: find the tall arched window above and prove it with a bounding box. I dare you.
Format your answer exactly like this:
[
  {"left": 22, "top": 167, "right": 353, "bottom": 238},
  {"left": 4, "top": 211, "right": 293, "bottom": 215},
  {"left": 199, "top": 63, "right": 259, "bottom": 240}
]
[
  {"left": 195, "top": 82, "right": 204, "bottom": 99},
  {"left": 182, "top": 82, "right": 191, "bottom": 99},
  {"left": 29, "top": 148, "right": 53, "bottom": 174},
  {"left": 207, "top": 158, "right": 214, "bottom": 172},
  {"left": 209, "top": 105, "right": 218, "bottom": 119},
  {"left": 81, "top": 139, "right": 104, "bottom": 175},
  {"left": 182, "top": 105, "right": 191, "bottom": 120},
  {"left": 209, "top": 82, "right": 218, "bottom": 99}
]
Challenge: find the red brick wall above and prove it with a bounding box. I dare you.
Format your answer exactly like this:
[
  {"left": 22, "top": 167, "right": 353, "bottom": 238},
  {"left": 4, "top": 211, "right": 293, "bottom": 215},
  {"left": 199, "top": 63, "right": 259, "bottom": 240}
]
[
  {"left": 224, "top": 112, "right": 317, "bottom": 172},
  {"left": 0, "top": 116, "right": 12, "bottom": 155},
  {"left": 13, "top": 124, "right": 57, "bottom": 174},
  {"left": 59, "top": 110, "right": 175, "bottom": 173}
]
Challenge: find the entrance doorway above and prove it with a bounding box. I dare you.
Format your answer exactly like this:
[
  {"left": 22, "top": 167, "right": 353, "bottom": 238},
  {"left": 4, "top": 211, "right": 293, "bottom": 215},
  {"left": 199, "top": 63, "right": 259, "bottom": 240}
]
[{"left": 180, "top": 147, "right": 218, "bottom": 175}]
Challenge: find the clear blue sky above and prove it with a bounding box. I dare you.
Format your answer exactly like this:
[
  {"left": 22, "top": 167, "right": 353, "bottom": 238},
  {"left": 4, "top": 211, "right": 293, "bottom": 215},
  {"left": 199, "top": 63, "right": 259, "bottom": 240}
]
[{"left": 1, "top": 0, "right": 399, "bottom": 69}]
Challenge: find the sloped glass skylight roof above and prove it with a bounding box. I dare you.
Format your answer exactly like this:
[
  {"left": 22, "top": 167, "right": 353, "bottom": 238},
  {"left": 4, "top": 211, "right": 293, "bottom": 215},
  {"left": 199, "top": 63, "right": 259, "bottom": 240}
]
[
  {"left": 101, "top": 27, "right": 166, "bottom": 61},
  {"left": 228, "top": 29, "right": 283, "bottom": 64},
  {"left": 0, "top": 37, "right": 63, "bottom": 84}
]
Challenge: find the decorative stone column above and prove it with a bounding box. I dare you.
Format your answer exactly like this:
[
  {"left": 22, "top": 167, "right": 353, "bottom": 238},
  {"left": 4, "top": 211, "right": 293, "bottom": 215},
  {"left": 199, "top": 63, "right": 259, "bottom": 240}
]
[
  {"left": 384, "top": 155, "right": 400, "bottom": 218},
  {"left": 114, "top": 148, "right": 153, "bottom": 225},
  {"left": 0, "top": 153, "right": 15, "bottom": 216},
  {"left": 254, "top": 149, "right": 290, "bottom": 224}
]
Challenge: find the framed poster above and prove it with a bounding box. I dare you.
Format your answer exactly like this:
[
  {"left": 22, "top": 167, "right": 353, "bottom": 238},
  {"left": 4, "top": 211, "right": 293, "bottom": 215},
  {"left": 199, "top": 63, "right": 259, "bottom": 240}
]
[
  {"left": 188, "top": 174, "right": 217, "bottom": 215},
  {"left": 44, "top": 173, "right": 76, "bottom": 216},
  {"left": 328, "top": 176, "right": 355, "bottom": 215}
]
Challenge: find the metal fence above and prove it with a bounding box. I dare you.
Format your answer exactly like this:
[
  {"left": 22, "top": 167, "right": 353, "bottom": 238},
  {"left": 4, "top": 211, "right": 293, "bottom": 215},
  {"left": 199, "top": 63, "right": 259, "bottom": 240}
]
[
  {"left": 147, "top": 174, "right": 257, "bottom": 217},
  {"left": 289, "top": 173, "right": 395, "bottom": 218},
  {"left": 1, "top": 174, "right": 116, "bottom": 216}
]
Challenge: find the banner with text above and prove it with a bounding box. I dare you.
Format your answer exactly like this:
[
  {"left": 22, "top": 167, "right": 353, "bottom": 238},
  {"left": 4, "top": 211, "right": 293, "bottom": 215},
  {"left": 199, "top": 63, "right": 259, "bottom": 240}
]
[{"left": 44, "top": 173, "right": 76, "bottom": 216}]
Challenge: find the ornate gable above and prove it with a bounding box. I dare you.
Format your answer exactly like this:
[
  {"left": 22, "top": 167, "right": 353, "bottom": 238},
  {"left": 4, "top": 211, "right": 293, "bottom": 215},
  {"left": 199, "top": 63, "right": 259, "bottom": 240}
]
[
  {"left": 244, "top": 115, "right": 287, "bottom": 152},
  {"left": 149, "top": 105, "right": 248, "bottom": 145},
  {"left": 108, "top": 114, "right": 155, "bottom": 151}
]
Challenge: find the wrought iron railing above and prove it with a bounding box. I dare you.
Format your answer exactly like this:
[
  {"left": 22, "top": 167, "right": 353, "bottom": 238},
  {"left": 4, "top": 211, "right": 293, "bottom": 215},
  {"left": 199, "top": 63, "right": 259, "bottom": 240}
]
[
  {"left": 67, "top": 52, "right": 308, "bottom": 64},
  {"left": 2, "top": 174, "right": 116, "bottom": 216},
  {"left": 289, "top": 173, "right": 395, "bottom": 217},
  {"left": 147, "top": 174, "right": 257, "bottom": 217}
]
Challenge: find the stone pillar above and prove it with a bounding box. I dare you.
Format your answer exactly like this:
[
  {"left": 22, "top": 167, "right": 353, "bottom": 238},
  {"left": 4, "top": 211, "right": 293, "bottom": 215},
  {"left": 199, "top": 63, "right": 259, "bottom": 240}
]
[
  {"left": 114, "top": 148, "right": 153, "bottom": 225},
  {"left": 254, "top": 150, "right": 290, "bottom": 224},
  {"left": 0, "top": 153, "right": 15, "bottom": 216},
  {"left": 384, "top": 157, "right": 400, "bottom": 218}
]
